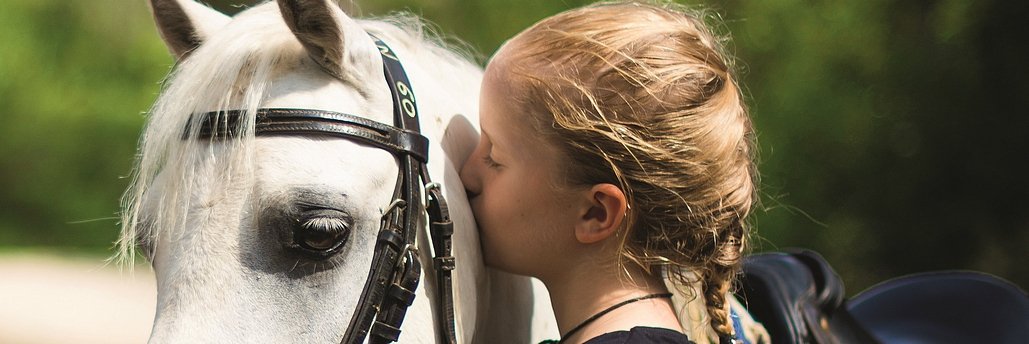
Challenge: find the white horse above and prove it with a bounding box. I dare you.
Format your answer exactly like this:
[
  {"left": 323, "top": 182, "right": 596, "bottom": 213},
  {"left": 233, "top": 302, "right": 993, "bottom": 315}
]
[{"left": 119, "top": 0, "right": 556, "bottom": 342}]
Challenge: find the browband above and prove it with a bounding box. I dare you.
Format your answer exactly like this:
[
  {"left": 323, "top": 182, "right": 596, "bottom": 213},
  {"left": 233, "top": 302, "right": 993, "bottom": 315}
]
[{"left": 187, "top": 108, "right": 429, "bottom": 163}]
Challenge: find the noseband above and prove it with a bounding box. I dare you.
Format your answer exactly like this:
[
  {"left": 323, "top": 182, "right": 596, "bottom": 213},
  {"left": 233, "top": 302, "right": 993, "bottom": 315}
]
[{"left": 188, "top": 35, "right": 457, "bottom": 344}]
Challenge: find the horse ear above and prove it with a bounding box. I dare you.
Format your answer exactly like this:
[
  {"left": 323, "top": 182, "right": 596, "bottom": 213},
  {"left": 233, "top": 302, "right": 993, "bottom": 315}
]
[
  {"left": 149, "top": 0, "right": 231, "bottom": 59},
  {"left": 277, "top": 0, "right": 379, "bottom": 81}
]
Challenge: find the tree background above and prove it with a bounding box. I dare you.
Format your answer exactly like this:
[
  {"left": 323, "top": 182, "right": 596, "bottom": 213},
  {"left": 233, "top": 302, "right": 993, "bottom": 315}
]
[{"left": 1, "top": 0, "right": 1025, "bottom": 294}]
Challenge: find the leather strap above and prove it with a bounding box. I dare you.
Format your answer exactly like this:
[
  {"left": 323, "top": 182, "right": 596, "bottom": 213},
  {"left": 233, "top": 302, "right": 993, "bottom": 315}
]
[
  {"left": 342, "top": 175, "right": 409, "bottom": 344},
  {"left": 188, "top": 108, "right": 429, "bottom": 162},
  {"left": 424, "top": 169, "right": 458, "bottom": 344},
  {"left": 372, "top": 35, "right": 420, "bottom": 134}
]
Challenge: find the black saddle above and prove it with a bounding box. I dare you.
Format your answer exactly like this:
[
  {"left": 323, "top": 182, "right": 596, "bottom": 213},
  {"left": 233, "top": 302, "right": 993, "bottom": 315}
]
[{"left": 736, "top": 249, "right": 1028, "bottom": 344}]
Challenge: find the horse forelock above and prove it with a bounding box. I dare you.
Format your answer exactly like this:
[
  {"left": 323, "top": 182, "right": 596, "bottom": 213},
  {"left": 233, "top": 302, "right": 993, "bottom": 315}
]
[{"left": 118, "top": 3, "right": 301, "bottom": 264}]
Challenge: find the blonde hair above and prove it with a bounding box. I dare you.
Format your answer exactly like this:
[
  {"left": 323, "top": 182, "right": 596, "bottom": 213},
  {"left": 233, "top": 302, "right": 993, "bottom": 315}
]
[{"left": 501, "top": 1, "right": 755, "bottom": 338}]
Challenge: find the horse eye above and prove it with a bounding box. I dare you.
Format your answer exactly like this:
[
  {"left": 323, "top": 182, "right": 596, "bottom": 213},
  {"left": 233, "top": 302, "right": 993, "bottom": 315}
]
[{"left": 292, "top": 216, "right": 351, "bottom": 258}]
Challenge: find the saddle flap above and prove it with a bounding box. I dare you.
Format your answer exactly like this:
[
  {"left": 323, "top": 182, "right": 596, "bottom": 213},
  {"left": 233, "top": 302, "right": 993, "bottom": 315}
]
[{"left": 737, "top": 249, "right": 878, "bottom": 344}]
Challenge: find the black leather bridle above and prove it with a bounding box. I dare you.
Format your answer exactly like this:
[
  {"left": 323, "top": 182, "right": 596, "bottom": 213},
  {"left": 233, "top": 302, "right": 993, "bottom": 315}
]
[{"left": 188, "top": 35, "right": 458, "bottom": 344}]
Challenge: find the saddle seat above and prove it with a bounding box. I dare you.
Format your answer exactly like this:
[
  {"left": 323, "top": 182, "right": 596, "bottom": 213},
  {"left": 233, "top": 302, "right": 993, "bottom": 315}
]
[{"left": 736, "top": 249, "right": 1028, "bottom": 344}]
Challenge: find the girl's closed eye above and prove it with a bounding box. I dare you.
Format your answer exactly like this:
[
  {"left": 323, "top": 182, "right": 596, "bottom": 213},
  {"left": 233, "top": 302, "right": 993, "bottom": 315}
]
[{"left": 483, "top": 154, "right": 502, "bottom": 169}]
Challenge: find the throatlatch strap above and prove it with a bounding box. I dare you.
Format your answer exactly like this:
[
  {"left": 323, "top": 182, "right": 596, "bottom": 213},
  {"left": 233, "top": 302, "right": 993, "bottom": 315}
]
[{"left": 424, "top": 169, "right": 458, "bottom": 344}]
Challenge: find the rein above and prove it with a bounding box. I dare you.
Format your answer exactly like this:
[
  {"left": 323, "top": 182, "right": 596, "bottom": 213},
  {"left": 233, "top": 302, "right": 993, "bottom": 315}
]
[{"left": 187, "top": 35, "right": 457, "bottom": 344}]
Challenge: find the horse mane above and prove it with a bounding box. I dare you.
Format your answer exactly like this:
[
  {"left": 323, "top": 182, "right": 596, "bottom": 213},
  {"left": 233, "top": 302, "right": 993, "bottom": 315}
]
[{"left": 116, "top": 3, "right": 482, "bottom": 265}]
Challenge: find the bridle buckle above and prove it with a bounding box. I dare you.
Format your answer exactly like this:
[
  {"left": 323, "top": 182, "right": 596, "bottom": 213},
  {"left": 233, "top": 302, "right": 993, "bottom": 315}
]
[{"left": 423, "top": 182, "right": 441, "bottom": 210}]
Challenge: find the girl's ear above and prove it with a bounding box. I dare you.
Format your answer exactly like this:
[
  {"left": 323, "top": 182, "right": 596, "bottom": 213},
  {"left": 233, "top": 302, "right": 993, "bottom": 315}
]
[{"left": 575, "top": 183, "right": 627, "bottom": 244}]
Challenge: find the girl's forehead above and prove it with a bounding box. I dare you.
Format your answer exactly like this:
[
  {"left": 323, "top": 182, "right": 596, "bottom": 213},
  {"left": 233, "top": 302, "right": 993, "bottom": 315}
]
[
  {"left": 485, "top": 36, "right": 531, "bottom": 80},
  {"left": 483, "top": 55, "right": 513, "bottom": 85},
  {"left": 480, "top": 77, "right": 517, "bottom": 143},
  {"left": 481, "top": 75, "right": 540, "bottom": 152}
]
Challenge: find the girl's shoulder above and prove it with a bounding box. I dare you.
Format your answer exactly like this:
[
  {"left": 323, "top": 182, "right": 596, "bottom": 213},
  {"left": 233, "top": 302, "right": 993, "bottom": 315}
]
[{"left": 584, "top": 326, "right": 694, "bottom": 344}]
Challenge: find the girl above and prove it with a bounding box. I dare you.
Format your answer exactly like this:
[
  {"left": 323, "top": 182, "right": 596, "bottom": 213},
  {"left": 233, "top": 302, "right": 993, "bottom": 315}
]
[{"left": 460, "top": 2, "right": 761, "bottom": 343}]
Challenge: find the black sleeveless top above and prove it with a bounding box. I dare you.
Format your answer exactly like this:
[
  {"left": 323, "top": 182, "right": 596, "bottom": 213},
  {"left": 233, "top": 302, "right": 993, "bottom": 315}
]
[{"left": 583, "top": 326, "right": 694, "bottom": 344}]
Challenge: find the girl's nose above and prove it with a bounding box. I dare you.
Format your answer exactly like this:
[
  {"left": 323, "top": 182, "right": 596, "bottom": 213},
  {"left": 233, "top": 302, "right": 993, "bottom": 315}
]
[{"left": 459, "top": 155, "right": 482, "bottom": 199}]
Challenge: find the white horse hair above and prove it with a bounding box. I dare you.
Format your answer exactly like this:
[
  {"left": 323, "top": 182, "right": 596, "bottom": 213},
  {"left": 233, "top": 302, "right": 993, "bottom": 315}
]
[{"left": 119, "top": 0, "right": 557, "bottom": 342}]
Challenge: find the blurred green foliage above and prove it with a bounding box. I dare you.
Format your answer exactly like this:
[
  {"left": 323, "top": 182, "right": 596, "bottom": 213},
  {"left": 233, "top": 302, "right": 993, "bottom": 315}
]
[
  {"left": 0, "top": 0, "right": 170, "bottom": 250},
  {"left": 1, "top": 0, "right": 1024, "bottom": 294}
]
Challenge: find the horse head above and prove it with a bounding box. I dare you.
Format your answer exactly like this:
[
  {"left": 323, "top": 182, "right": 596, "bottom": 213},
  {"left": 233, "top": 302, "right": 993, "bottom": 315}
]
[{"left": 120, "top": 0, "right": 555, "bottom": 342}]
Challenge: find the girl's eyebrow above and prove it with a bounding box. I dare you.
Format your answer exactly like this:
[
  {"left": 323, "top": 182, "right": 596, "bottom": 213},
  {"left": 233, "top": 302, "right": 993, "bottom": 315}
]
[{"left": 481, "top": 128, "right": 500, "bottom": 151}]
